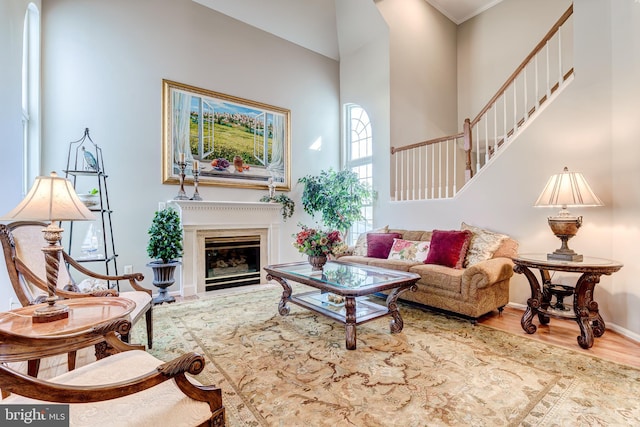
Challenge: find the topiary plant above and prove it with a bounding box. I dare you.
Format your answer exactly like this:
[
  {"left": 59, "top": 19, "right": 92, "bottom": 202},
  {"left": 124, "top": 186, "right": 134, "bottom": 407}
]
[
  {"left": 298, "top": 168, "right": 371, "bottom": 239},
  {"left": 147, "top": 208, "right": 183, "bottom": 264}
]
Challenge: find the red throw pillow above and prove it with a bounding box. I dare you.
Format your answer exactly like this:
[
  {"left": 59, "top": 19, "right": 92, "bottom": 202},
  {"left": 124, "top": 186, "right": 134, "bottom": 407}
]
[
  {"left": 425, "top": 230, "right": 473, "bottom": 269},
  {"left": 367, "top": 233, "right": 402, "bottom": 258}
]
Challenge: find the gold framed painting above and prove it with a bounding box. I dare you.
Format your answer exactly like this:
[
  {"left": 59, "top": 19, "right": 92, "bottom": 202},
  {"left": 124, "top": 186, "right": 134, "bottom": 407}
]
[{"left": 162, "top": 79, "right": 291, "bottom": 190}]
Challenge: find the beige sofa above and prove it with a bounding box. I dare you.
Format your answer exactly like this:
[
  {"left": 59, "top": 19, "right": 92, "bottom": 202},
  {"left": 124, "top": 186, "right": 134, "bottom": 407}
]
[{"left": 338, "top": 227, "right": 518, "bottom": 322}]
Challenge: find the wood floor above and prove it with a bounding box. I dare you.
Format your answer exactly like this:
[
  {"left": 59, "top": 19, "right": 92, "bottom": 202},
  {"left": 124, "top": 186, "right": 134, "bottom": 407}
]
[{"left": 477, "top": 306, "right": 640, "bottom": 368}]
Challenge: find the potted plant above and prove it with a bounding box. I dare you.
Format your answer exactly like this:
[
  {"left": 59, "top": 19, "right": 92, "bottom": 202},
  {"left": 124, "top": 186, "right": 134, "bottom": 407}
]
[
  {"left": 146, "top": 207, "right": 183, "bottom": 305},
  {"left": 292, "top": 224, "right": 346, "bottom": 270},
  {"left": 298, "top": 168, "right": 372, "bottom": 239}
]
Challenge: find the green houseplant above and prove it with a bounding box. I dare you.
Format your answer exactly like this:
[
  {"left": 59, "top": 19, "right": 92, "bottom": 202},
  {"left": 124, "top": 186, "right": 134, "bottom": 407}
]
[
  {"left": 298, "top": 168, "right": 372, "bottom": 239},
  {"left": 146, "top": 207, "right": 183, "bottom": 305},
  {"left": 260, "top": 193, "right": 295, "bottom": 221}
]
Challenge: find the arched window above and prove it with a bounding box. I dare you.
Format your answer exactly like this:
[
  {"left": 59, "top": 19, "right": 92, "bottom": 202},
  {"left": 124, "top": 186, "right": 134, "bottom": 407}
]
[
  {"left": 22, "top": 3, "right": 40, "bottom": 195},
  {"left": 344, "top": 104, "right": 373, "bottom": 245}
]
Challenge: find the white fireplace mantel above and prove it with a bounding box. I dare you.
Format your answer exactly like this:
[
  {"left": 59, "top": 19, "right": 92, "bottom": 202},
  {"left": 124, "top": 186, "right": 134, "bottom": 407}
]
[{"left": 167, "top": 200, "right": 281, "bottom": 296}]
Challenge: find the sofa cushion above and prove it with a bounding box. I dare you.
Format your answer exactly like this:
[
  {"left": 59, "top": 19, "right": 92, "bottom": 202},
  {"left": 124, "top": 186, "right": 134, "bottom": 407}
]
[
  {"left": 493, "top": 238, "right": 519, "bottom": 259},
  {"left": 353, "top": 226, "right": 389, "bottom": 256},
  {"left": 387, "top": 238, "right": 430, "bottom": 262},
  {"left": 367, "top": 233, "right": 402, "bottom": 258},
  {"left": 367, "top": 258, "right": 421, "bottom": 271},
  {"left": 388, "top": 229, "right": 432, "bottom": 242},
  {"left": 461, "top": 222, "right": 510, "bottom": 267},
  {"left": 425, "top": 230, "right": 473, "bottom": 269},
  {"left": 409, "top": 264, "right": 464, "bottom": 293}
]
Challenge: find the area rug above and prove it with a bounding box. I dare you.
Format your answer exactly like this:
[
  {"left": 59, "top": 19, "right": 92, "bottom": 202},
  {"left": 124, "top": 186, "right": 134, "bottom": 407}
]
[{"left": 131, "top": 285, "right": 640, "bottom": 426}]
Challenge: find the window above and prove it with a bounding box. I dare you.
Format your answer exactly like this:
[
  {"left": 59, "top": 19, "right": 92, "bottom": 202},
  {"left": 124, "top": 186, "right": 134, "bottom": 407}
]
[
  {"left": 344, "top": 104, "right": 373, "bottom": 245},
  {"left": 22, "top": 3, "right": 40, "bottom": 195}
]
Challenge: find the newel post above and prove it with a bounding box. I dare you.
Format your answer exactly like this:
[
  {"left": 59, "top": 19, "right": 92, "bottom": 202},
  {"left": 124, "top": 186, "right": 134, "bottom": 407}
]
[{"left": 463, "top": 118, "right": 473, "bottom": 182}]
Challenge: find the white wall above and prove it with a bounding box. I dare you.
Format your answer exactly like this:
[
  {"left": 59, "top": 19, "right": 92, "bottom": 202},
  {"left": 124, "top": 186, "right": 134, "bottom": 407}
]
[
  {"left": 377, "top": 0, "right": 458, "bottom": 148},
  {"left": 611, "top": 0, "right": 640, "bottom": 335},
  {"left": 0, "top": 0, "right": 340, "bottom": 301}
]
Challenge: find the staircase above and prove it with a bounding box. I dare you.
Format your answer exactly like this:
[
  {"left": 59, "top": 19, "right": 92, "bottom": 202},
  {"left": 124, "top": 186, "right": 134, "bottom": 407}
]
[{"left": 391, "top": 5, "right": 574, "bottom": 201}]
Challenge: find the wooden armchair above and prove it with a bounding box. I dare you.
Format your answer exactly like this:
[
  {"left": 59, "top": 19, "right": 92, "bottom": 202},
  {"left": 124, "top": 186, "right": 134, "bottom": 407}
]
[
  {"left": 0, "top": 221, "right": 153, "bottom": 374},
  {"left": 0, "top": 318, "right": 225, "bottom": 426}
]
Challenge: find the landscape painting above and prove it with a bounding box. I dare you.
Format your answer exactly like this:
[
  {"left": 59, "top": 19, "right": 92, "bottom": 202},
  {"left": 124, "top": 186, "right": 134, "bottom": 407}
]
[{"left": 162, "top": 79, "right": 291, "bottom": 190}]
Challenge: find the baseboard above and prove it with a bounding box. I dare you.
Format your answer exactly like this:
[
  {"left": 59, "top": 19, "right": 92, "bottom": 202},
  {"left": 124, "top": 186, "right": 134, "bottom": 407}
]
[{"left": 506, "top": 302, "right": 640, "bottom": 344}]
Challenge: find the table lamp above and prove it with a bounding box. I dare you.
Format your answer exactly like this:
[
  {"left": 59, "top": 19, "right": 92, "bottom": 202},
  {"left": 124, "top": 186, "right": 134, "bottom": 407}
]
[
  {"left": 1, "top": 172, "right": 95, "bottom": 322},
  {"left": 534, "top": 166, "right": 603, "bottom": 262}
]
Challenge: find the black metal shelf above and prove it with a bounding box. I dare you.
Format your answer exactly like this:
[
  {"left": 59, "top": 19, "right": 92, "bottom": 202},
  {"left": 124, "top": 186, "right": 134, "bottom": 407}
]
[{"left": 64, "top": 128, "right": 120, "bottom": 290}]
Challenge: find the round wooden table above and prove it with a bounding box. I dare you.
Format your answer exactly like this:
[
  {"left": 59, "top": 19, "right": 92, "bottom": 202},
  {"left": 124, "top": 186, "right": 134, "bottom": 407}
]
[
  {"left": 512, "top": 254, "right": 622, "bottom": 349},
  {"left": 0, "top": 297, "right": 135, "bottom": 373}
]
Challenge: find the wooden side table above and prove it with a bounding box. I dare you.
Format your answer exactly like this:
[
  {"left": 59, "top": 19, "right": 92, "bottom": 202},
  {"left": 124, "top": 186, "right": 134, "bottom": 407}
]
[
  {"left": 512, "top": 254, "right": 622, "bottom": 349},
  {"left": 0, "top": 297, "right": 135, "bottom": 375}
]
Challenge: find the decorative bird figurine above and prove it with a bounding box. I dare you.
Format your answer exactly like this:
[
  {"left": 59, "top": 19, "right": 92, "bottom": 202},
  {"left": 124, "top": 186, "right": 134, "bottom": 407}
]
[{"left": 82, "top": 146, "right": 98, "bottom": 171}]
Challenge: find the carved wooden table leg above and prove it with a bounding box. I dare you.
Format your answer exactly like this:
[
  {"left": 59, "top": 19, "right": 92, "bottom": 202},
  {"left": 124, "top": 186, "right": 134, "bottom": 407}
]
[
  {"left": 345, "top": 297, "right": 357, "bottom": 350},
  {"left": 514, "top": 264, "right": 542, "bottom": 334},
  {"left": 574, "top": 272, "right": 603, "bottom": 349},
  {"left": 387, "top": 283, "right": 417, "bottom": 333},
  {"left": 267, "top": 273, "right": 291, "bottom": 316}
]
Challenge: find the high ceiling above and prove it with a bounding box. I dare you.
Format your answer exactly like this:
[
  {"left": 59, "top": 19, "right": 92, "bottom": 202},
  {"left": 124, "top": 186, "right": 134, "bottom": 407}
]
[{"left": 192, "top": 0, "right": 501, "bottom": 60}]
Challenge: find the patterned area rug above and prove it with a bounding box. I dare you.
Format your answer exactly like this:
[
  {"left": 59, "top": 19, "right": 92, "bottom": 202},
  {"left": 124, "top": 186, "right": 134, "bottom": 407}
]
[{"left": 132, "top": 285, "right": 640, "bottom": 426}]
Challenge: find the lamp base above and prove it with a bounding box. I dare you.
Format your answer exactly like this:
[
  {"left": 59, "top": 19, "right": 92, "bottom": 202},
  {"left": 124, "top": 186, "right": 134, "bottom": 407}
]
[
  {"left": 547, "top": 251, "right": 583, "bottom": 262},
  {"left": 32, "top": 303, "right": 69, "bottom": 323}
]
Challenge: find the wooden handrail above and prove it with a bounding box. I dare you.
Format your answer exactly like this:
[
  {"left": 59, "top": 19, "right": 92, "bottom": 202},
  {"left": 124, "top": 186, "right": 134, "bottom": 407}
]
[
  {"left": 391, "top": 132, "right": 464, "bottom": 154},
  {"left": 470, "top": 4, "right": 573, "bottom": 127}
]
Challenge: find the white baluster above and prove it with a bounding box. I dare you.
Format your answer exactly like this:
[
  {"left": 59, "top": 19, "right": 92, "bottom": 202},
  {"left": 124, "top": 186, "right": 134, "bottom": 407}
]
[
  {"left": 513, "top": 80, "right": 518, "bottom": 133},
  {"left": 558, "top": 26, "right": 563, "bottom": 83},
  {"left": 535, "top": 54, "right": 540, "bottom": 110},
  {"left": 445, "top": 140, "right": 450, "bottom": 198},
  {"left": 546, "top": 41, "right": 551, "bottom": 98}
]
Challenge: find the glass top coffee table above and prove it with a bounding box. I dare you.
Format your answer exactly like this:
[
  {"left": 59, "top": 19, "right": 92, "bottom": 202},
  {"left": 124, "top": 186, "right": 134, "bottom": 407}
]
[{"left": 264, "top": 260, "right": 420, "bottom": 350}]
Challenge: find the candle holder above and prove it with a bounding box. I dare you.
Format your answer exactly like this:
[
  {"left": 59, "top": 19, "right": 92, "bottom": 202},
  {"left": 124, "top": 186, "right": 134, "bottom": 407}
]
[
  {"left": 191, "top": 165, "right": 203, "bottom": 201},
  {"left": 174, "top": 161, "right": 189, "bottom": 200}
]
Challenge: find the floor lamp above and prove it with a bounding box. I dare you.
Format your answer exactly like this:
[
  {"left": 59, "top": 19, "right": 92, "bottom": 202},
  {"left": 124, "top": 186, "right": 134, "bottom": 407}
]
[{"left": 1, "top": 172, "right": 95, "bottom": 322}]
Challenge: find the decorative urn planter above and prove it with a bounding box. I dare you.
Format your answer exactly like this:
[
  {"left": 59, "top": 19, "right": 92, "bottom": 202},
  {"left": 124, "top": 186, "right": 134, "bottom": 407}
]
[{"left": 146, "top": 260, "right": 181, "bottom": 305}]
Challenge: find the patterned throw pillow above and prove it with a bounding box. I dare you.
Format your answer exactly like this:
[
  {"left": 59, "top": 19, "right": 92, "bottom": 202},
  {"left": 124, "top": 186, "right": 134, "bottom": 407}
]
[
  {"left": 425, "top": 229, "right": 473, "bottom": 269},
  {"left": 387, "top": 238, "right": 431, "bottom": 262},
  {"left": 353, "top": 226, "right": 389, "bottom": 256},
  {"left": 461, "top": 222, "right": 509, "bottom": 267}
]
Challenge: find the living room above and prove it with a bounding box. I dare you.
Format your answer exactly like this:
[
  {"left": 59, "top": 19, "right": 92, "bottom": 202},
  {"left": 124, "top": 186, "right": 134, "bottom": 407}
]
[{"left": 1, "top": 0, "right": 639, "bottom": 424}]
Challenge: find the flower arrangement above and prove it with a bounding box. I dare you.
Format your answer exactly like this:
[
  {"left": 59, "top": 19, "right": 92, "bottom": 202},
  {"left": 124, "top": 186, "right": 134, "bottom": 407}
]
[{"left": 292, "top": 225, "right": 346, "bottom": 257}]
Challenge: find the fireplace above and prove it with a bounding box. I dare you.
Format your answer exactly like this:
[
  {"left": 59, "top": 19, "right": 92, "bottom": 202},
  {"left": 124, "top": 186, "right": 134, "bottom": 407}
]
[
  {"left": 205, "top": 235, "right": 261, "bottom": 290},
  {"left": 167, "top": 200, "right": 281, "bottom": 296}
]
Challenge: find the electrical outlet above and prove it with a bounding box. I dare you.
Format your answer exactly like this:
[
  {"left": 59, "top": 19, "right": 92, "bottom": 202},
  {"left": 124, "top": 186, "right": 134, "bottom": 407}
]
[
  {"left": 124, "top": 265, "right": 133, "bottom": 274},
  {"left": 9, "top": 297, "right": 19, "bottom": 311}
]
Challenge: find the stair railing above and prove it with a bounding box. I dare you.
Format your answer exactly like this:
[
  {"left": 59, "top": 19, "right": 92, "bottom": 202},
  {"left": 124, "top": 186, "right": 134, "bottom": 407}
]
[{"left": 391, "top": 4, "right": 574, "bottom": 201}]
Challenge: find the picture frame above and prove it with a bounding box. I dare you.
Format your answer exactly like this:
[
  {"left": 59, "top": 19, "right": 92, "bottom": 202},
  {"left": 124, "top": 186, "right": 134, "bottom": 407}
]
[{"left": 162, "top": 79, "right": 291, "bottom": 190}]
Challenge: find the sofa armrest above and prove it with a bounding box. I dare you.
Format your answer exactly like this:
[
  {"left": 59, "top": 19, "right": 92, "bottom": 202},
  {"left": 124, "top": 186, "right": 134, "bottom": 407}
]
[{"left": 462, "top": 257, "right": 514, "bottom": 290}]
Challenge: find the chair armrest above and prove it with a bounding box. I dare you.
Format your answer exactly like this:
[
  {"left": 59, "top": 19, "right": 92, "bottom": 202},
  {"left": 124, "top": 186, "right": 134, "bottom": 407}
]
[
  {"left": 63, "top": 253, "right": 152, "bottom": 296},
  {"left": 0, "top": 352, "right": 218, "bottom": 406}
]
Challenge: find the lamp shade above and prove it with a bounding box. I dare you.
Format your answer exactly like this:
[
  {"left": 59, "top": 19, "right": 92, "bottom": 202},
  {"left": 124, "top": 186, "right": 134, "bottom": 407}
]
[
  {"left": 1, "top": 172, "right": 95, "bottom": 222},
  {"left": 534, "top": 167, "right": 603, "bottom": 209}
]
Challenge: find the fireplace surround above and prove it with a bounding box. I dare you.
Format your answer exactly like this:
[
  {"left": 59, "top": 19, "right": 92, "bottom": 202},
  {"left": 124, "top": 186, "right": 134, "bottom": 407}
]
[{"left": 167, "top": 200, "right": 281, "bottom": 296}]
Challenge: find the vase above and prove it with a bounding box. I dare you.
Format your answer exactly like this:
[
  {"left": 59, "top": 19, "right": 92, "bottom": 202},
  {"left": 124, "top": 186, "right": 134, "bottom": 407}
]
[{"left": 308, "top": 255, "right": 328, "bottom": 271}]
